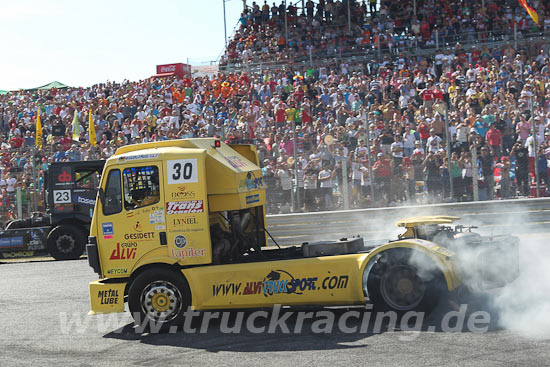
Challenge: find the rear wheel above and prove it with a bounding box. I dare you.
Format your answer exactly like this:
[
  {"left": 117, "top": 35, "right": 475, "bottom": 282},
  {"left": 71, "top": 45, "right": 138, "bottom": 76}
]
[
  {"left": 47, "top": 225, "right": 86, "bottom": 260},
  {"left": 367, "top": 249, "right": 443, "bottom": 314},
  {"left": 128, "top": 268, "right": 191, "bottom": 330}
]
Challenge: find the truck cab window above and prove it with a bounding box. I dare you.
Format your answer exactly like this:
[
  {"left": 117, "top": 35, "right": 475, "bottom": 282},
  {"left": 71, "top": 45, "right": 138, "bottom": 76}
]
[
  {"left": 123, "top": 166, "right": 160, "bottom": 211},
  {"left": 103, "top": 170, "right": 122, "bottom": 215}
]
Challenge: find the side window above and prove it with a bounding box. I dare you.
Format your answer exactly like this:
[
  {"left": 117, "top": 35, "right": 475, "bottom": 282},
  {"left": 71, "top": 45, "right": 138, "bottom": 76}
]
[
  {"left": 123, "top": 166, "right": 160, "bottom": 211},
  {"left": 103, "top": 170, "right": 122, "bottom": 215},
  {"left": 75, "top": 170, "right": 101, "bottom": 189}
]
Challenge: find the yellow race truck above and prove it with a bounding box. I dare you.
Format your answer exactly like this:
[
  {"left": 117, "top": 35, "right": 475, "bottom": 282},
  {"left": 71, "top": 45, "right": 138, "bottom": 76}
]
[{"left": 87, "top": 138, "right": 519, "bottom": 328}]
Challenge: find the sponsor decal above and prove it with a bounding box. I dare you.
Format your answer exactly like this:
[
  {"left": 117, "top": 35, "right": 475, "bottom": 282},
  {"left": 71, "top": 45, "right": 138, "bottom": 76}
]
[
  {"left": 155, "top": 225, "right": 166, "bottom": 230},
  {"left": 245, "top": 194, "right": 260, "bottom": 205},
  {"left": 102, "top": 222, "right": 114, "bottom": 239},
  {"left": 126, "top": 211, "right": 135, "bottom": 218},
  {"left": 170, "top": 186, "right": 196, "bottom": 199},
  {"left": 117, "top": 153, "right": 159, "bottom": 162},
  {"left": 160, "top": 65, "right": 177, "bottom": 73},
  {"left": 149, "top": 210, "right": 165, "bottom": 224},
  {"left": 1, "top": 251, "right": 35, "bottom": 258},
  {"left": 169, "top": 227, "right": 204, "bottom": 234},
  {"left": 106, "top": 268, "right": 128, "bottom": 275},
  {"left": 225, "top": 155, "right": 247, "bottom": 168},
  {"left": 57, "top": 170, "right": 72, "bottom": 182},
  {"left": 27, "top": 241, "right": 43, "bottom": 250},
  {"left": 134, "top": 221, "right": 143, "bottom": 232},
  {"left": 170, "top": 247, "right": 206, "bottom": 260},
  {"left": 211, "top": 271, "right": 349, "bottom": 297},
  {"left": 109, "top": 242, "right": 137, "bottom": 260},
  {"left": 239, "top": 176, "right": 264, "bottom": 190},
  {"left": 166, "top": 200, "right": 204, "bottom": 214},
  {"left": 97, "top": 289, "right": 119, "bottom": 305},
  {"left": 0, "top": 236, "right": 25, "bottom": 247},
  {"left": 172, "top": 216, "right": 198, "bottom": 226},
  {"left": 174, "top": 235, "right": 187, "bottom": 248},
  {"left": 54, "top": 204, "right": 73, "bottom": 212},
  {"left": 76, "top": 196, "right": 96, "bottom": 206},
  {"left": 123, "top": 232, "right": 155, "bottom": 241}
]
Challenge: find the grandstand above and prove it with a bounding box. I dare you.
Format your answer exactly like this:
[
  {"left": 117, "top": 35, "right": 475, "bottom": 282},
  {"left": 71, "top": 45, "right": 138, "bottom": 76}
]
[{"left": 1, "top": 0, "right": 550, "bottom": 218}]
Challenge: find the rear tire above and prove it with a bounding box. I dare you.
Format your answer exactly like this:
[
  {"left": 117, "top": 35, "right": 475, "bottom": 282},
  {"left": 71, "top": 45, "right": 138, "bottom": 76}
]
[
  {"left": 128, "top": 268, "right": 191, "bottom": 331},
  {"left": 47, "top": 225, "right": 86, "bottom": 260},
  {"left": 367, "top": 249, "right": 443, "bottom": 315}
]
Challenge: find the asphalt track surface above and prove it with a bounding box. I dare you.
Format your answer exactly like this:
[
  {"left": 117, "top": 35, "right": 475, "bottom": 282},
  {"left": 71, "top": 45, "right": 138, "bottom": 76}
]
[{"left": 1, "top": 234, "right": 550, "bottom": 366}]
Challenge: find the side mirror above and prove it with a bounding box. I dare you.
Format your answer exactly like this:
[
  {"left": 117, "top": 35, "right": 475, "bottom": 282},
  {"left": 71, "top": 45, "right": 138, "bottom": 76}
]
[{"left": 98, "top": 188, "right": 105, "bottom": 207}]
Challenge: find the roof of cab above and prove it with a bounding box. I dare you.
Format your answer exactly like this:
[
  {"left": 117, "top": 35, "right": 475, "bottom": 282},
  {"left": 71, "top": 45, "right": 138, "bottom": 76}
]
[
  {"left": 107, "top": 138, "right": 263, "bottom": 195},
  {"left": 397, "top": 216, "right": 460, "bottom": 228}
]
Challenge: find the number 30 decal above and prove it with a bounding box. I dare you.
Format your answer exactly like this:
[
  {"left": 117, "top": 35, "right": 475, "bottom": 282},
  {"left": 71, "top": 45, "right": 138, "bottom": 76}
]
[{"left": 167, "top": 159, "right": 198, "bottom": 184}]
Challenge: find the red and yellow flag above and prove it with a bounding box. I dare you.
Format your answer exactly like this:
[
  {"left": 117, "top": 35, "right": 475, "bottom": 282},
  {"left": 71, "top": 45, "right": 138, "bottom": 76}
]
[{"left": 519, "top": 0, "right": 539, "bottom": 25}]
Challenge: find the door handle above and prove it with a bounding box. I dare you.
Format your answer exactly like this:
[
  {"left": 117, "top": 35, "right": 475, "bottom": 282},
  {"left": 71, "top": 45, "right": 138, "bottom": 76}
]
[{"left": 160, "top": 232, "right": 167, "bottom": 246}]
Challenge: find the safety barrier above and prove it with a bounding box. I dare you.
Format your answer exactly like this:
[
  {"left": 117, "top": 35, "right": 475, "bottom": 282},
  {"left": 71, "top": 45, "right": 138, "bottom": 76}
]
[{"left": 265, "top": 198, "right": 550, "bottom": 246}]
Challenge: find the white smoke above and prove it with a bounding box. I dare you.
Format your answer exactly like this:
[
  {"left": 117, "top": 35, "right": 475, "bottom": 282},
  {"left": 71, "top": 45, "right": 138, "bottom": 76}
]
[
  {"left": 489, "top": 236, "right": 550, "bottom": 339},
  {"left": 352, "top": 204, "right": 550, "bottom": 339}
]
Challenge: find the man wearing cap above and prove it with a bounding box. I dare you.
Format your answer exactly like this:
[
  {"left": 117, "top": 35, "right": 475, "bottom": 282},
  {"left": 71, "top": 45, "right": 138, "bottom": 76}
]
[{"left": 412, "top": 140, "right": 425, "bottom": 160}]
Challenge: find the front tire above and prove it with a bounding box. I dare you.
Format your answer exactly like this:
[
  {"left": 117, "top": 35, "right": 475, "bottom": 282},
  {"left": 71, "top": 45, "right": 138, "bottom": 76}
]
[
  {"left": 128, "top": 268, "right": 191, "bottom": 330},
  {"left": 47, "top": 225, "right": 86, "bottom": 260},
  {"left": 367, "top": 249, "right": 443, "bottom": 315}
]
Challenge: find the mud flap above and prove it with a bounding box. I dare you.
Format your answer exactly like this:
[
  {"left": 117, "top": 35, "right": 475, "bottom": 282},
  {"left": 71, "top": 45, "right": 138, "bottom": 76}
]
[{"left": 89, "top": 280, "right": 126, "bottom": 315}]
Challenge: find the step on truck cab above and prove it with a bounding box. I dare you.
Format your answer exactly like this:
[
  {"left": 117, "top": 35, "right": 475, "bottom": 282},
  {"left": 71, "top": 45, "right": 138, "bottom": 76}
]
[{"left": 87, "top": 139, "right": 518, "bottom": 328}]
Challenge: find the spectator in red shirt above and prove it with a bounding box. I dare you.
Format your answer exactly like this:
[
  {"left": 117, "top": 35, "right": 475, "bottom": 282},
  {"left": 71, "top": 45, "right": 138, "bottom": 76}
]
[
  {"left": 9, "top": 133, "right": 24, "bottom": 149},
  {"left": 418, "top": 120, "right": 430, "bottom": 147},
  {"left": 485, "top": 124, "right": 503, "bottom": 158},
  {"left": 420, "top": 82, "right": 434, "bottom": 109},
  {"left": 60, "top": 134, "right": 72, "bottom": 151},
  {"left": 274, "top": 102, "right": 287, "bottom": 128}
]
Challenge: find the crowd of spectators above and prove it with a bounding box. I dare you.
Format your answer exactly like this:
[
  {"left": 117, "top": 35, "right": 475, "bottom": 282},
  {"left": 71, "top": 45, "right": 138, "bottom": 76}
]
[
  {"left": 220, "top": 0, "right": 550, "bottom": 68},
  {"left": 2, "top": 28, "right": 550, "bottom": 217}
]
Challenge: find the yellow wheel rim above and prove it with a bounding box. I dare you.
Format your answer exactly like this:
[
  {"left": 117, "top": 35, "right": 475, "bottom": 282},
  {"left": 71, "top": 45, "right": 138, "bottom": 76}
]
[{"left": 151, "top": 293, "right": 171, "bottom": 312}]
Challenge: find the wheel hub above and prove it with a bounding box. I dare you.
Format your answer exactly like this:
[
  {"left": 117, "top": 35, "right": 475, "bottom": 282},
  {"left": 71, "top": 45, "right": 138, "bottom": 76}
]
[
  {"left": 397, "top": 278, "right": 414, "bottom": 294},
  {"left": 141, "top": 281, "right": 182, "bottom": 323},
  {"left": 380, "top": 264, "right": 425, "bottom": 311},
  {"left": 56, "top": 234, "right": 75, "bottom": 254},
  {"left": 151, "top": 293, "right": 171, "bottom": 312}
]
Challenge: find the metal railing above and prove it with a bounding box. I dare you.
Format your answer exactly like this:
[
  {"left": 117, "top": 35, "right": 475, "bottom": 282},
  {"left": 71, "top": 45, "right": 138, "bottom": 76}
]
[{"left": 265, "top": 197, "right": 550, "bottom": 246}]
